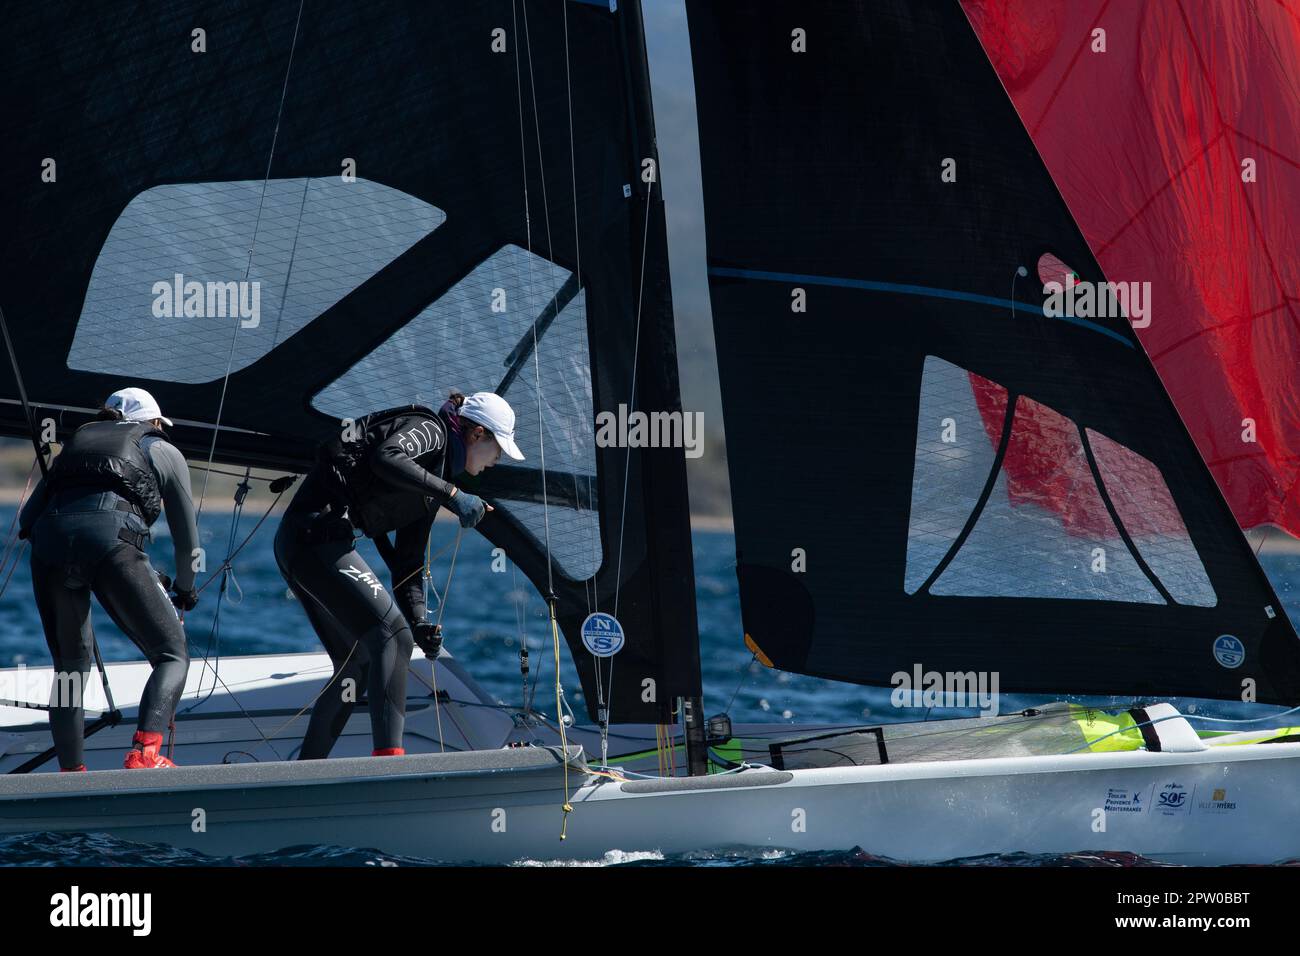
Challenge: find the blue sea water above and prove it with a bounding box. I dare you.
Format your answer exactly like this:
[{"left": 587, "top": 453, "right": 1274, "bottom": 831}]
[{"left": 1, "top": 504, "right": 1297, "bottom": 866}]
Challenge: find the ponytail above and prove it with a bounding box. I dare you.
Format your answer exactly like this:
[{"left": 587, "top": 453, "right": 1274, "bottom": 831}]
[
  {"left": 95, "top": 406, "right": 126, "bottom": 422},
  {"left": 447, "top": 390, "right": 466, "bottom": 410}
]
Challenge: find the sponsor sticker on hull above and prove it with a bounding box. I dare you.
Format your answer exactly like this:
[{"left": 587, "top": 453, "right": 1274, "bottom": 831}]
[
  {"left": 1152, "top": 781, "right": 1193, "bottom": 816},
  {"left": 1103, "top": 786, "right": 1150, "bottom": 814}
]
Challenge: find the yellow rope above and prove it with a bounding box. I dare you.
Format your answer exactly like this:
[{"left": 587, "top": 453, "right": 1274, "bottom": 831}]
[{"left": 549, "top": 600, "right": 574, "bottom": 839}]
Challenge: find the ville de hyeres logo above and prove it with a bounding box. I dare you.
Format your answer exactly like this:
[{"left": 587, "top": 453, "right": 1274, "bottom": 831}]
[{"left": 151, "top": 273, "right": 261, "bottom": 328}]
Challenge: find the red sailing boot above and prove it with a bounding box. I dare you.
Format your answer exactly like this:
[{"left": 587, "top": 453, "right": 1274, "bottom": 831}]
[
  {"left": 372, "top": 747, "right": 405, "bottom": 756},
  {"left": 60, "top": 764, "right": 87, "bottom": 772},
  {"left": 123, "top": 731, "right": 177, "bottom": 769}
]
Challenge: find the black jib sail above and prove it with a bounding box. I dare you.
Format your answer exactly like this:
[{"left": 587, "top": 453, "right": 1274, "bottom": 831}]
[
  {"left": 0, "top": 0, "right": 699, "bottom": 724},
  {"left": 685, "top": 0, "right": 1300, "bottom": 704}
]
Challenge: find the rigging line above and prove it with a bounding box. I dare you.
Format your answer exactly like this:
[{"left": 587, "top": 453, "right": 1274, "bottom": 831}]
[
  {"left": 429, "top": 527, "right": 463, "bottom": 754},
  {"left": 725, "top": 653, "right": 759, "bottom": 715},
  {"left": 269, "top": 176, "right": 312, "bottom": 350},
  {"left": 194, "top": 488, "right": 287, "bottom": 596},
  {"left": 612, "top": 181, "right": 655, "bottom": 619},
  {"left": 520, "top": 0, "right": 557, "bottom": 596},
  {"left": 549, "top": 599, "right": 574, "bottom": 838},
  {"left": 510, "top": 559, "right": 535, "bottom": 715},
  {"left": 190, "top": 476, "right": 251, "bottom": 704},
  {"left": 0, "top": 540, "right": 27, "bottom": 601},
  {"left": 601, "top": 150, "right": 655, "bottom": 750},
  {"left": 562, "top": 1, "right": 594, "bottom": 621},
  {"left": 0, "top": 458, "right": 36, "bottom": 585},
  {"left": 0, "top": 305, "right": 50, "bottom": 476},
  {"left": 196, "top": 0, "right": 306, "bottom": 521},
  {"left": 252, "top": 641, "right": 358, "bottom": 754}
]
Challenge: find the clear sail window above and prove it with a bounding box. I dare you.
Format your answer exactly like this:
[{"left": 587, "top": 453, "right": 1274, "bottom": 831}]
[
  {"left": 69, "top": 178, "right": 445, "bottom": 383},
  {"left": 931, "top": 394, "right": 1163, "bottom": 602},
  {"left": 904, "top": 355, "right": 1005, "bottom": 593},
  {"left": 1087, "top": 429, "right": 1217, "bottom": 607},
  {"left": 905, "top": 356, "right": 1212, "bottom": 604}
]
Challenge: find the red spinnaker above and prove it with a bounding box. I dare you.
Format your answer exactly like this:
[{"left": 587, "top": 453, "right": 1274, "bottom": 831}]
[{"left": 963, "top": 0, "right": 1300, "bottom": 536}]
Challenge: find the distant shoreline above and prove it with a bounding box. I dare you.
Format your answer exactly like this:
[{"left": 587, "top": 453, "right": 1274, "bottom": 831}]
[{"left": 0, "top": 485, "right": 739, "bottom": 531}]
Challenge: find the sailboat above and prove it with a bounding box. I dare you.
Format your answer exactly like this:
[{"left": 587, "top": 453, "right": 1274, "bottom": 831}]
[{"left": 2, "top": 0, "right": 1299, "bottom": 865}]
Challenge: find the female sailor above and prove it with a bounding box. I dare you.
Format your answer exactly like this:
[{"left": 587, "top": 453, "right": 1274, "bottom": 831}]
[
  {"left": 18, "top": 387, "right": 199, "bottom": 770},
  {"left": 274, "top": 390, "right": 523, "bottom": 759}
]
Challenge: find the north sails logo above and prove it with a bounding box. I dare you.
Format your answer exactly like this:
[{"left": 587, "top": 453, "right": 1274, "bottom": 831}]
[{"left": 340, "top": 565, "right": 385, "bottom": 597}]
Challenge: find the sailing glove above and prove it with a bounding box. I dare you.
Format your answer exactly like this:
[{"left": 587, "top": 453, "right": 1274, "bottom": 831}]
[
  {"left": 171, "top": 587, "right": 199, "bottom": 611},
  {"left": 412, "top": 621, "right": 443, "bottom": 659},
  {"left": 445, "top": 489, "right": 487, "bottom": 528}
]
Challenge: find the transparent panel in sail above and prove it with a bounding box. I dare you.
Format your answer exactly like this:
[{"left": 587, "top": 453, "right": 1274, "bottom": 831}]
[
  {"left": 931, "top": 395, "right": 1164, "bottom": 602},
  {"left": 313, "top": 244, "right": 601, "bottom": 581},
  {"left": 69, "top": 178, "right": 444, "bottom": 383},
  {"left": 904, "top": 355, "right": 1004, "bottom": 593},
  {"left": 1088, "top": 429, "right": 1216, "bottom": 607}
]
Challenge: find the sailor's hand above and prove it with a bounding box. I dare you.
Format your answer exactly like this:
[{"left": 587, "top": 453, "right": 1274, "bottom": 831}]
[
  {"left": 445, "top": 488, "right": 490, "bottom": 528},
  {"left": 170, "top": 587, "right": 199, "bottom": 611},
  {"left": 412, "top": 621, "right": 443, "bottom": 659},
  {"left": 157, "top": 571, "right": 172, "bottom": 591}
]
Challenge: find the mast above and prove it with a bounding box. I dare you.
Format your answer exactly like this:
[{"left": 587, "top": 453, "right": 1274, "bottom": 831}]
[{"left": 619, "top": 0, "right": 707, "bottom": 775}]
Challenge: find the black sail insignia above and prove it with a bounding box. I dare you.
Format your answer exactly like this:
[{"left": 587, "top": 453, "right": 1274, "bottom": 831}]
[
  {"left": 685, "top": 0, "right": 1300, "bottom": 704},
  {"left": 0, "top": 0, "right": 700, "bottom": 724}
]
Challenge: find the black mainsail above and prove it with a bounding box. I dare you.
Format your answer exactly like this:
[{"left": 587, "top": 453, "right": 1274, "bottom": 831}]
[
  {"left": 0, "top": 0, "right": 700, "bottom": 726},
  {"left": 686, "top": 1, "right": 1300, "bottom": 704}
]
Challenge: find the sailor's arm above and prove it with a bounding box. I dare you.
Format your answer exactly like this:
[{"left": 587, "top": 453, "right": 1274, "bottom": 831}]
[
  {"left": 385, "top": 514, "right": 434, "bottom": 625},
  {"left": 147, "top": 440, "right": 200, "bottom": 592}
]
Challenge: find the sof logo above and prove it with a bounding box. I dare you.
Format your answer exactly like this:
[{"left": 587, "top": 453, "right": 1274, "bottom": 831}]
[
  {"left": 1155, "top": 782, "right": 1191, "bottom": 815},
  {"left": 1213, "top": 634, "right": 1245, "bottom": 669},
  {"left": 580, "top": 612, "right": 625, "bottom": 658}
]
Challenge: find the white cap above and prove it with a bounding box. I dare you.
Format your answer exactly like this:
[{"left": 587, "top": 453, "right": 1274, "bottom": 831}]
[
  {"left": 105, "top": 387, "right": 173, "bottom": 427},
  {"left": 459, "top": 392, "right": 524, "bottom": 461}
]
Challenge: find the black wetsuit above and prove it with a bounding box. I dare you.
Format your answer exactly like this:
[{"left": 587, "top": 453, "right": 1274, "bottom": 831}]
[
  {"left": 19, "top": 421, "right": 197, "bottom": 770},
  {"left": 275, "top": 407, "right": 462, "bottom": 758}
]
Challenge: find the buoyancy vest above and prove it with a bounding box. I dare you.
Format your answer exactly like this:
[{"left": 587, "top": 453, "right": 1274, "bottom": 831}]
[
  {"left": 47, "top": 420, "right": 167, "bottom": 523},
  {"left": 316, "top": 404, "right": 451, "bottom": 536}
]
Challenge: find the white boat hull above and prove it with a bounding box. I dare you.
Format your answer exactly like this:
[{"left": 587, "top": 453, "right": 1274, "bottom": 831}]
[
  {"left": 0, "top": 740, "right": 1296, "bottom": 864},
  {"left": 2, "top": 654, "right": 1297, "bottom": 864}
]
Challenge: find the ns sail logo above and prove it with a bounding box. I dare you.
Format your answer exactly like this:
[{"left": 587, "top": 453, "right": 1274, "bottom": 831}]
[{"left": 581, "top": 612, "right": 625, "bottom": 658}]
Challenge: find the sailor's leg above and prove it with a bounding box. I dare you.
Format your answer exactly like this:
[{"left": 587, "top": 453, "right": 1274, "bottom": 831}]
[
  {"left": 359, "top": 609, "right": 414, "bottom": 753},
  {"left": 290, "top": 577, "right": 371, "bottom": 759},
  {"left": 30, "top": 554, "right": 93, "bottom": 770},
  {"left": 91, "top": 544, "right": 190, "bottom": 737},
  {"left": 275, "top": 518, "right": 388, "bottom": 757},
  {"left": 277, "top": 526, "right": 413, "bottom": 754}
]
